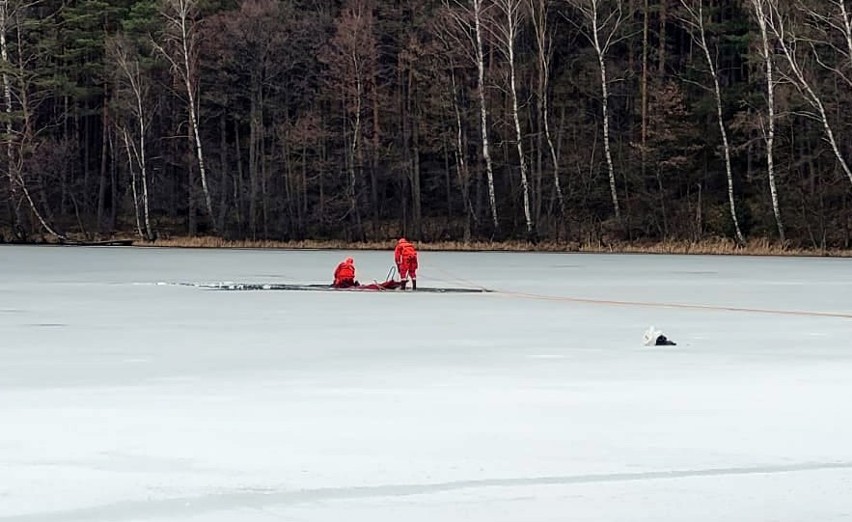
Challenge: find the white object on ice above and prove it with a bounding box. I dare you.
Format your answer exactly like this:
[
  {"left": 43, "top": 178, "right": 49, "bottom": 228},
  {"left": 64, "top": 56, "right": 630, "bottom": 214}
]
[{"left": 643, "top": 325, "right": 663, "bottom": 346}]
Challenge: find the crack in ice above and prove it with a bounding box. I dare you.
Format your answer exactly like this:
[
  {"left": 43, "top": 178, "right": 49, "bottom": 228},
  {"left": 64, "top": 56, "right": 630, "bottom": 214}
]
[{"left": 5, "top": 461, "right": 852, "bottom": 522}]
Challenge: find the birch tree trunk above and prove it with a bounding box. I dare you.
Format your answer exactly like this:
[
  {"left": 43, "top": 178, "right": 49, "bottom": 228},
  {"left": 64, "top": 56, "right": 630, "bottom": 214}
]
[
  {"left": 749, "top": 0, "right": 784, "bottom": 241},
  {"left": 349, "top": 64, "right": 364, "bottom": 237},
  {"left": 0, "top": 0, "right": 23, "bottom": 238},
  {"left": 799, "top": 0, "right": 852, "bottom": 86},
  {"left": 640, "top": 0, "right": 648, "bottom": 178},
  {"left": 3, "top": 2, "right": 64, "bottom": 240},
  {"left": 450, "top": 67, "right": 473, "bottom": 243},
  {"left": 157, "top": 0, "right": 216, "bottom": 233},
  {"left": 766, "top": 0, "right": 852, "bottom": 187},
  {"left": 473, "top": 0, "right": 499, "bottom": 231},
  {"left": 411, "top": 92, "right": 423, "bottom": 239},
  {"left": 138, "top": 109, "right": 152, "bottom": 240},
  {"left": 679, "top": 0, "right": 745, "bottom": 245},
  {"left": 571, "top": 0, "right": 623, "bottom": 220},
  {"left": 121, "top": 127, "right": 145, "bottom": 239},
  {"left": 445, "top": 0, "right": 500, "bottom": 232},
  {"left": 658, "top": 0, "right": 667, "bottom": 75},
  {"left": 97, "top": 95, "right": 109, "bottom": 233},
  {"left": 595, "top": 27, "right": 619, "bottom": 220},
  {"left": 529, "top": 0, "right": 565, "bottom": 218},
  {"left": 320, "top": 1, "right": 378, "bottom": 240},
  {"left": 841, "top": 1, "right": 852, "bottom": 70},
  {"left": 493, "top": 0, "right": 533, "bottom": 235},
  {"left": 112, "top": 36, "right": 154, "bottom": 240}
]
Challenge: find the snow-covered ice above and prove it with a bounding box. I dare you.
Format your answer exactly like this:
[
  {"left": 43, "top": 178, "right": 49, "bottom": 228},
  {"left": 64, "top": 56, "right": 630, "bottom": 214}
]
[{"left": 1, "top": 245, "right": 851, "bottom": 521}]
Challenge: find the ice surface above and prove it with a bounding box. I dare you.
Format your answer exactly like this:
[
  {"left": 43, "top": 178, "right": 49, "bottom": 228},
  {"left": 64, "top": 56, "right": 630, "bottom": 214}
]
[{"left": 1, "top": 245, "right": 851, "bottom": 521}]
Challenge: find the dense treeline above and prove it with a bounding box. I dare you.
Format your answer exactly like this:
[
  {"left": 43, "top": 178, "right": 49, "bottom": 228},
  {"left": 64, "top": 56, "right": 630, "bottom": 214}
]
[{"left": 1, "top": 0, "right": 851, "bottom": 247}]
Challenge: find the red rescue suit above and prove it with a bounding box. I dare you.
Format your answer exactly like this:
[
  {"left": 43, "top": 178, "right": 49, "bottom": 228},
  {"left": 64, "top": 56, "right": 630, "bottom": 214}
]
[
  {"left": 333, "top": 257, "right": 357, "bottom": 288},
  {"left": 394, "top": 239, "right": 418, "bottom": 282}
]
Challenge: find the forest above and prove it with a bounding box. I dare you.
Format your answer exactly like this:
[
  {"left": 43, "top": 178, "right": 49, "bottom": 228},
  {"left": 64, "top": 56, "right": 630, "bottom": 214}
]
[{"left": 1, "top": 0, "right": 851, "bottom": 248}]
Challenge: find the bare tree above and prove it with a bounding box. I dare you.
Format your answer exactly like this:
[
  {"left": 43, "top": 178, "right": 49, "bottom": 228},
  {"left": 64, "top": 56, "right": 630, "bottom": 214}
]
[
  {"left": 433, "top": 20, "right": 475, "bottom": 242},
  {"left": 1, "top": 0, "right": 64, "bottom": 240},
  {"left": 450, "top": 65, "right": 474, "bottom": 242},
  {"left": 798, "top": 0, "right": 852, "bottom": 86},
  {"left": 206, "top": 0, "right": 297, "bottom": 238},
  {"left": 640, "top": 0, "right": 648, "bottom": 182},
  {"left": 109, "top": 35, "right": 154, "bottom": 240},
  {"left": 749, "top": 0, "right": 784, "bottom": 241},
  {"left": 679, "top": 0, "right": 746, "bottom": 245},
  {"left": 567, "top": 0, "right": 625, "bottom": 220},
  {"left": 319, "top": 0, "right": 378, "bottom": 239},
  {"left": 528, "top": 0, "right": 566, "bottom": 219},
  {"left": 155, "top": 0, "right": 216, "bottom": 233},
  {"left": 120, "top": 128, "right": 145, "bottom": 239},
  {"left": 491, "top": 0, "right": 533, "bottom": 235},
  {"left": 840, "top": 0, "right": 852, "bottom": 67},
  {"left": 445, "top": 0, "right": 500, "bottom": 232},
  {"left": 0, "top": 0, "right": 22, "bottom": 238},
  {"left": 839, "top": 0, "right": 852, "bottom": 70},
  {"left": 765, "top": 0, "right": 852, "bottom": 187}
]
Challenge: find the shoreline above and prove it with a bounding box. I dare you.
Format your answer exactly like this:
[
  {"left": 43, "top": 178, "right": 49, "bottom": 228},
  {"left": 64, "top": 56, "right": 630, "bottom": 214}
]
[
  {"left": 3, "top": 234, "right": 851, "bottom": 257},
  {"left": 101, "top": 236, "right": 852, "bottom": 258}
]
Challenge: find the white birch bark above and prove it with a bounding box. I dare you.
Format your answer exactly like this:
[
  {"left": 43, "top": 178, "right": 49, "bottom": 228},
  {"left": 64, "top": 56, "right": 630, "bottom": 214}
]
[
  {"left": 749, "top": 0, "right": 784, "bottom": 241},
  {"left": 571, "top": 0, "right": 623, "bottom": 220},
  {"left": 1, "top": 0, "right": 16, "bottom": 214},
  {"left": 113, "top": 38, "right": 153, "bottom": 240},
  {"left": 799, "top": 0, "right": 852, "bottom": 87},
  {"left": 446, "top": 0, "right": 500, "bottom": 230},
  {"left": 450, "top": 67, "right": 474, "bottom": 240},
  {"left": 121, "top": 127, "right": 145, "bottom": 239},
  {"left": 529, "top": 0, "right": 565, "bottom": 217},
  {"left": 839, "top": 0, "right": 852, "bottom": 70},
  {"left": 3, "top": 2, "right": 64, "bottom": 240},
  {"left": 766, "top": 0, "right": 852, "bottom": 187},
  {"left": 350, "top": 51, "right": 363, "bottom": 227},
  {"left": 156, "top": 0, "right": 215, "bottom": 231},
  {"left": 138, "top": 109, "right": 152, "bottom": 240},
  {"left": 680, "top": 0, "right": 746, "bottom": 245},
  {"left": 493, "top": 0, "right": 532, "bottom": 234},
  {"left": 473, "top": 0, "right": 499, "bottom": 230},
  {"left": 18, "top": 176, "right": 62, "bottom": 238}
]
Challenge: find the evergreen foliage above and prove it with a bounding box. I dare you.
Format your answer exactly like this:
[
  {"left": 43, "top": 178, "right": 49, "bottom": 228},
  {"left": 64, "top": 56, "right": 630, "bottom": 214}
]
[{"left": 1, "top": 0, "right": 851, "bottom": 248}]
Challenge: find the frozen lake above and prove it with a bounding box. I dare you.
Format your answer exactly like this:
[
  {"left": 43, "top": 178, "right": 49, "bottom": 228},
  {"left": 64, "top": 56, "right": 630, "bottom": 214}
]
[{"left": 1, "top": 245, "right": 851, "bottom": 521}]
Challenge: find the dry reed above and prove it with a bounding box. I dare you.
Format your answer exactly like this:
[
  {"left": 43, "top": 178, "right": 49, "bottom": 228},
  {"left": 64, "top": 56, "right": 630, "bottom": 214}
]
[{"left": 136, "top": 235, "right": 850, "bottom": 257}]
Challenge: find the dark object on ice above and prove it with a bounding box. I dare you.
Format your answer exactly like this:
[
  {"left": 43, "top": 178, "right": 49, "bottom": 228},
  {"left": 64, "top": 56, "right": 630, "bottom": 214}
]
[
  {"left": 654, "top": 334, "right": 677, "bottom": 346},
  {"left": 643, "top": 326, "right": 677, "bottom": 346},
  {"left": 333, "top": 279, "right": 360, "bottom": 289},
  {"left": 59, "top": 239, "right": 135, "bottom": 246}
]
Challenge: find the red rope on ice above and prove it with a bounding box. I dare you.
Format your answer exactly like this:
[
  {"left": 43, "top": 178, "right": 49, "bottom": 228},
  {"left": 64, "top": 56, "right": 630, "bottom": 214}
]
[{"left": 493, "top": 290, "right": 852, "bottom": 319}]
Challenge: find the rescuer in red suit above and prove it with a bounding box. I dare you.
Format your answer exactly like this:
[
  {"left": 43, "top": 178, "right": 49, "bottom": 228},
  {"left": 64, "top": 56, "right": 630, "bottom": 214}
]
[
  {"left": 394, "top": 238, "right": 418, "bottom": 290},
  {"left": 333, "top": 257, "right": 358, "bottom": 288}
]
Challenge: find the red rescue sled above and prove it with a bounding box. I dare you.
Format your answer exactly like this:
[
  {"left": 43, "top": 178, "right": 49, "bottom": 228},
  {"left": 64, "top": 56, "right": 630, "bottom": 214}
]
[{"left": 333, "top": 279, "right": 408, "bottom": 291}]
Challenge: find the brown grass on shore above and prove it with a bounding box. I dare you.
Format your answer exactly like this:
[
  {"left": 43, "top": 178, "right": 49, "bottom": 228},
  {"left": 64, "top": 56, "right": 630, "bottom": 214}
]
[{"left": 137, "top": 235, "right": 851, "bottom": 257}]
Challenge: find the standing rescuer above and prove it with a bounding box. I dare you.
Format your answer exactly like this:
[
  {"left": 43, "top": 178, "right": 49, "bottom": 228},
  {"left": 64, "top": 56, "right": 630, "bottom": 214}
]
[
  {"left": 333, "top": 257, "right": 358, "bottom": 288},
  {"left": 394, "top": 238, "right": 418, "bottom": 290}
]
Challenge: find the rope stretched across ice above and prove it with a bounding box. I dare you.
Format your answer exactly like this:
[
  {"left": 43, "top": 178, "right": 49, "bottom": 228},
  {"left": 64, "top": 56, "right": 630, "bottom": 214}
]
[{"left": 160, "top": 281, "right": 491, "bottom": 293}]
